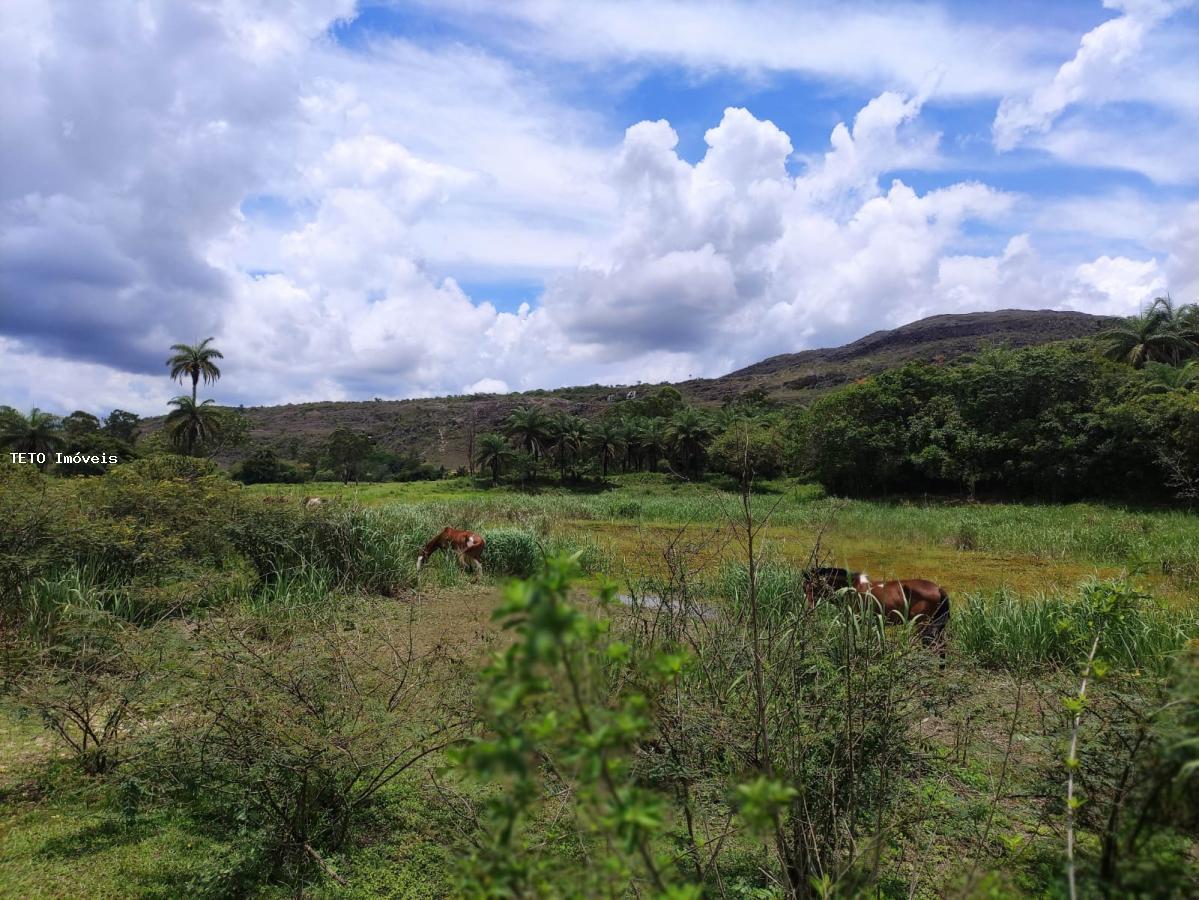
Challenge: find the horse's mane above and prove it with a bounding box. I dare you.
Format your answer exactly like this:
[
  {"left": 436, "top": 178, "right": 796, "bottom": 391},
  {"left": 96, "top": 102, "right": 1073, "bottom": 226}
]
[
  {"left": 803, "top": 566, "right": 852, "bottom": 583},
  {"left": 421, "top": 528, "right": 452, "bottom": 557}
]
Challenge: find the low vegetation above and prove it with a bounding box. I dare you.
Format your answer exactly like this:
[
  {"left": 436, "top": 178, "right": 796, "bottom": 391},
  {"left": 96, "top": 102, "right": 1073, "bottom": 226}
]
[
  {"left": 2, "top": 457, "right": 1197, "bottom": 897},
  {"left": 2, "top": 312, "right": 1197, "bottom": 896}
]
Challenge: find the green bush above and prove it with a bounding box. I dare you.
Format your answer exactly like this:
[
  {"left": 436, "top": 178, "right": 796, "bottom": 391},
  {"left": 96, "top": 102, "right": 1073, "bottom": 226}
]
[
  {"left": 1, "top": 458, "right": 247, "bottom": 623},
  {"left": 478, "top": 528, "right": 542, "bottom": 577},
  {"left": 145, "top": 613, "right": 466, "bottom": 891}
]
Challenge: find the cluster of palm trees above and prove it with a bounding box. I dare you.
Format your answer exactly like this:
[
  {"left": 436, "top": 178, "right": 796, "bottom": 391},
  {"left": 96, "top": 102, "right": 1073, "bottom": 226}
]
[
  {"left": 1100, "top": 296, "right": 1199, "bottom": 372},
  {"left": 473, "top": 404, "right": 717, "bottom": 484}
]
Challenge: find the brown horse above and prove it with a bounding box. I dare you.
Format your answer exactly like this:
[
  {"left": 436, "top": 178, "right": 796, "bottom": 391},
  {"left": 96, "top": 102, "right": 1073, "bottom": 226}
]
[
  {"left": 852, "top": 572, "right": 950, "bottom": 659},
  {"left": 417, "top": 527, "right": 486, "bottom": 577}
]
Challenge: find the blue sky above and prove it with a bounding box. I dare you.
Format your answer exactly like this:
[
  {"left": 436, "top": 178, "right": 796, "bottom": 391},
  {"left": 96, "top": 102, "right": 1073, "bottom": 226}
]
[{"left": 1, "top": 0, "right": 1197, "bottom": 414}]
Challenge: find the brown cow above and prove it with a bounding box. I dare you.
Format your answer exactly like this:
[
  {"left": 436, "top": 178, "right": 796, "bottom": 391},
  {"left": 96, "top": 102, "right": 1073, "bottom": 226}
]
[{"left": 417, "top": 527, "right": 486, "bottom": 577}]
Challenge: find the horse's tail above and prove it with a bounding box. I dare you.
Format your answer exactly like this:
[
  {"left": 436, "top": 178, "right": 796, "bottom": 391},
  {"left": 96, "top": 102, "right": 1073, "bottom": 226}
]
[{"left": 932, "top": 589, "right": 950, "bottom": 662}]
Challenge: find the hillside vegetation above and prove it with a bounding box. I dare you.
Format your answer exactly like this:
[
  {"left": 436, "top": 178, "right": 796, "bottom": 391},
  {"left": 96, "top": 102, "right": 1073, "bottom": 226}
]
[{"left": 155, "top": 309, "right": 1116, "bottom": 468}]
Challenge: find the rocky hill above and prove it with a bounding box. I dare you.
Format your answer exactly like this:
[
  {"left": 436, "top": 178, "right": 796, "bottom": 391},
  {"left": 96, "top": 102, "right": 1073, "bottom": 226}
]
[{"left": 221, "top": 308, "right": 1114, "bottom": 467}]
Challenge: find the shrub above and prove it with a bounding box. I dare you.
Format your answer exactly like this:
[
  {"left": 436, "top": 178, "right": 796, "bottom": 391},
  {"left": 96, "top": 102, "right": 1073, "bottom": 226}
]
[
  {"left": 14, "top": 612, "right": 173, "bottom": 775},
  {"left": 157, "top": 612, "right": 468, "bottom": 889},
  {"left": 453, "top": 557, "right": 692, "bottom": 895},
  {"left": 709, "top": 422, "right": 784, "bottom": 482},
  {"left": 1, "top": 458, "right": 248, "bottom": 622}
]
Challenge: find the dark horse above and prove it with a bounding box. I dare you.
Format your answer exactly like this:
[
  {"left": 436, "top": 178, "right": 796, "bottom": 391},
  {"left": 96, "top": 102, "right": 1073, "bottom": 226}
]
[
  {"left": 802, "top": 567, "right": 950, "bottom": 660},
  {"left": 802, "top": 566, "right": 853, "bottom": 604}
]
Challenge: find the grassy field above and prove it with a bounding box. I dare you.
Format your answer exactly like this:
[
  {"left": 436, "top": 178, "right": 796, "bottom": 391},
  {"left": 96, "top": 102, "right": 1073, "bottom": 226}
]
[
  {"left": 3, "top": 470, "right": 1197, "bottom": 898},
  {"left": 248, "top": 474, "right": 1199, "bottom": 602}
]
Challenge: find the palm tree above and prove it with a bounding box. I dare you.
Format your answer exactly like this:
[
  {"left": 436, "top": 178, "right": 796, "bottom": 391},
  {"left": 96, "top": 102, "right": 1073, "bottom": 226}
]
[
  {"left": 1177, "top": 300, "right": 1199, "bottom": 350},
  {"left": 666, "top": 407, "right": 713, "bottom": 477},
  {"left": 504, "top": 406, "right": 552, "bottom": 463},
  {"left": 641, "top": 417, "right": 667, "bottom": 473},
  {"left": 1100, "top": 299, "right": 1194, "bottom": 368},
  {"left": 710, "top": 406, "right": 744, "bottom": 432},
  {"left": 620, "top": 416, "right": 643, "bottom": 472},
  {"left": 588, "top": 420, "right": 626, "bottom": 479},
  {"left": 165, "top": 396, "right": 223, "bottom": 456},
  {"left": 1147, "top": 295, "right": 1199, "bottom": 364},
  {"left": 167, "top": 337, "right": 224, "bottom": 403},
  {"left": 1140, "top": 360, "right": 1199, "bottom": 393},
  {"left": 0, "top": 408, "right": 64, "bottom": 468},
  {"left": 548, "top": 412, "right": 586, "bottom": 483},
  {"left": 474, "top": 433, "right": 512, "bottom": 485}
]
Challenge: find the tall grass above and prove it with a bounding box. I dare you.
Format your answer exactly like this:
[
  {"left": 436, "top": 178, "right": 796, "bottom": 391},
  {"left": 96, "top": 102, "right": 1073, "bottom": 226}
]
[
  {"left": 17, "top": 565, "right": 127, "bottom": 640},
  {"left": 236, "top": 505, "right": 610, "bottom": 608},
  {"left": 716, "top": 559, "right": 807, "bottom": 622},
  {"left": 954, "top": 579, "right": 1199, "bottom": 674},
  {"left": 16, "top": 564, "right": 256, "bottom": 637}
]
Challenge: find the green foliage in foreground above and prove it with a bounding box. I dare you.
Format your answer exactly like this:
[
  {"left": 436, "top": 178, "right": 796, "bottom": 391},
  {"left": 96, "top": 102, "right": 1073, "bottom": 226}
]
[
  {"left": 2, "top": 448, "right": 1197, "bottom": 898},
  {"left": 2, "top": 553, "right": 1197, "bottom": 897},
  {"left": 455, "top": 556, "right": 695, "bottom": 897}
]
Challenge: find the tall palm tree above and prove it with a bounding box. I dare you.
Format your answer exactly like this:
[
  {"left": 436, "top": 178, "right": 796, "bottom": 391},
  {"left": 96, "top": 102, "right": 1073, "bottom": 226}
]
[
  {"left": 167, "top": 337, "right": 224, "bottom": 403},
  {"left": 1100, "top": 300, "right": 1193, "bottom": 368},
  {"left": 504, "top": 406, "right": 552, "bottom": 463},
  {"left": 0, "top": 408, "right": 64, "bottom": 469},
  {"left": 474, "top": 433, "right": 512, "bottom": 485},
  {"left": 588, "top": 420, "right": 626, "bottom": 479},
  {"left": 666, "top": 407, "right": 713, "bottom": 477},
  {"left": 165, "top": 396, "right": 223, "bottom": 456}
]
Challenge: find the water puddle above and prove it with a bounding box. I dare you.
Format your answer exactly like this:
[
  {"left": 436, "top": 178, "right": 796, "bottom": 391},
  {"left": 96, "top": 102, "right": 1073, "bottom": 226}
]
[{"left": 616, "top": 593, "right": 716, "bottom": 618}]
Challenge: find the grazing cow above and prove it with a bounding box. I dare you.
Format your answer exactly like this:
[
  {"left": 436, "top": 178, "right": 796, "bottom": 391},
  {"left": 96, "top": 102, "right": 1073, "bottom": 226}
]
[
  {"left": 303, "top": 496, "right": 327, "bottom": 510},
  {"left": 417, "top": 527, "right": 486, "bottom": 577},
  {"left": 853, "top": 572, "right": 951, "bottom": 660}
]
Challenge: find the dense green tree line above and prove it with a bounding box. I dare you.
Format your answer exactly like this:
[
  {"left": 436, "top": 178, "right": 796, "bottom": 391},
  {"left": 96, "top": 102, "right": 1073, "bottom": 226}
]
[
  {"left": 795, "top": 342, "right": 1197, "bottom": 500},
  {"left": 475, "top": 301, "right": 1198, "bottom": 502}
]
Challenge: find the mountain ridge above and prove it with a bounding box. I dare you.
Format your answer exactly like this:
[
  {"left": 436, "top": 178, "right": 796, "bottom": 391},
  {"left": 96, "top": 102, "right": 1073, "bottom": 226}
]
[{"left": 207, "top": 308, "right": 1116, "bottom": 467}]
